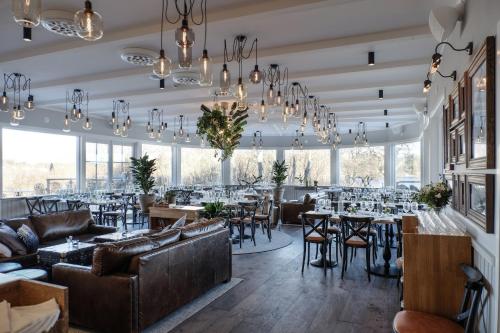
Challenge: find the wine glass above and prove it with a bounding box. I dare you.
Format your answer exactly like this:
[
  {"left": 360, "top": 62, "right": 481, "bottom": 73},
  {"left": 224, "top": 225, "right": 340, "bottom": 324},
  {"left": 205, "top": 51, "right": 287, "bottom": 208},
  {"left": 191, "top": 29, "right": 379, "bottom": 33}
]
[
  {"left": 368, "top": 201, "right": 374, "bottom": 213},
  {"left": 403, "top": 201, "right": 410, "bottom": 214},
  {"left": 411, "top": 201, "right": 418, "bottom": 213}
]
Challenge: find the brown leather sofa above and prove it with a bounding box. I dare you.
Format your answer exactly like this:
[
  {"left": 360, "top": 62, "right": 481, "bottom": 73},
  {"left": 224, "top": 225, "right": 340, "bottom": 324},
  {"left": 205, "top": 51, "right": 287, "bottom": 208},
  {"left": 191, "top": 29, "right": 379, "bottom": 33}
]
[
  {"left": 0, "top": 210, "right": 117, "bottom": 266},
  {"left": 281, "top": 197, "right": 317, "bottom": 225},
  {"left": 52, "top": 220, "right": 232, "bottom": 333}
]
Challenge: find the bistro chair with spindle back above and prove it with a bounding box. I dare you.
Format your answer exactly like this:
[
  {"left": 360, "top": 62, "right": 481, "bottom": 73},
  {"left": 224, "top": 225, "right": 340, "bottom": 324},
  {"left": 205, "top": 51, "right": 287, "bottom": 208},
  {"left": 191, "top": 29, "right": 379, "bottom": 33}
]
[
  {"left": 229, "top": 201, "right": 258, "bottom": 248},
  {"left": 339, "top": 215, "right": 374, "bottom": 282},
  {"left": 393, "top": 264, "right": 485, "bottom": 333},
  {"left": 301, "top": 212, "right": 332, "bottom": 276},
  {"left": 254, "top": 196, "right": 273, "bottom": 242}
]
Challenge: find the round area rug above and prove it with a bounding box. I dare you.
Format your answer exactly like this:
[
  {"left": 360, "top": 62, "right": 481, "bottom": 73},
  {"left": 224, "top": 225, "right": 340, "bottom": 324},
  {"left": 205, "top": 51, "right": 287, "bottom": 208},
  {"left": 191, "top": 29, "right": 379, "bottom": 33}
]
[{"left": 232, "top": 229, "right": 293, "bottom": 255}]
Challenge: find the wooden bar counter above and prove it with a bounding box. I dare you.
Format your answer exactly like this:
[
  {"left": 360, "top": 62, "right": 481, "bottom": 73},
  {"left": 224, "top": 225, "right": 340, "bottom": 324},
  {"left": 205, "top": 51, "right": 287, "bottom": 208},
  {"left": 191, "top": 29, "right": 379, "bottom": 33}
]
[
  {"left": 149, "top": 205, "right": 204, "bottom": 229},
  {"left": 402, "top": 212, "right": 472, "bottom": 319}
]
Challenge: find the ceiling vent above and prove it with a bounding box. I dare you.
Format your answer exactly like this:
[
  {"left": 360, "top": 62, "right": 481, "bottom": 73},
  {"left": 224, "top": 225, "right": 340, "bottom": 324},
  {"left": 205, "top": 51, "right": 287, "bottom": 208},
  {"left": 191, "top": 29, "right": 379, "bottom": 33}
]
[
  {"left": 171, "top": 68, "right": 200, "bottom": 86},
  {"left": 120, "top": 48, "right": 158, "bottom": 66},
  {"left": 41, "top": 10, "right": 79, "bottom": 37}
]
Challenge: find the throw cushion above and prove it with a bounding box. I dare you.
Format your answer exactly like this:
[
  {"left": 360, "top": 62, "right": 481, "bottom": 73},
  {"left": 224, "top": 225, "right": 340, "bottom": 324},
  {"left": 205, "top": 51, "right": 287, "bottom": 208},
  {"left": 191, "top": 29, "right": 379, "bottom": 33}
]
[
  {"left": 0, "top": 242, "right": 12, "bottom": 258},
  {"left": 171, "top": 214, "right": 187, "bottom": 229},
  {"left": 16, "top": 224, "right": 39, "bottom": 254},
  {"left": 180, "top": 218, "right": 225, "bottom": 239},
  {"left": 303, "top": 193, "right": 312, "bottom": 204},
  {"left": 91, "top": 237, "right": 158, "bottom": 276},
  {"left": 31, "top": 210, "right": 93, "bottom": 242},
  {"left": 0, "top": 223, "right": 27, "bottom": 255},
  {"left": 148, "top": 228, "right": 181, "bottom": 248}
]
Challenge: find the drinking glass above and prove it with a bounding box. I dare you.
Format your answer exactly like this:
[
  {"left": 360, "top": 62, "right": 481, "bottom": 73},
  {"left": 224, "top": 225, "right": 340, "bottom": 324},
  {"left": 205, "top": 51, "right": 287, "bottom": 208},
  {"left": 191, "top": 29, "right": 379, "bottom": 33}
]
[
  {"left": 411, "top": 201, "right": 418, "bottom": 213},
  {"left": 403, "top": 201, "right": 410, "bottom": 214},
  {"left": 368, "top": 201, "right": 374, "bottom": 212}
]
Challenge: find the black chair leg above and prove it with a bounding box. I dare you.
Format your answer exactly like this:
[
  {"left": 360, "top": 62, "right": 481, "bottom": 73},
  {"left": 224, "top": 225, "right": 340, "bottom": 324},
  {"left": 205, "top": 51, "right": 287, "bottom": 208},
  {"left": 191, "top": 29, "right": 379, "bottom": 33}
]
[
  {"left": 251, "top": 223, "right": 256, "bottom": 246},
  {"left": 239, "top": 224, "right": 243, "bottom": 248},
  {"left": 335, "top": 234, "right": 340, "bottom": 262},
  {"left": 366, "top": 247, "right": 371, "bottom": 282},
  {"left": 323, "top": 243, "right": 327, "bottom": 277},
  {"left": 328, "top": 242, "right": 332, "bottom": 269},
  {"left": 315, "top": 244, "right": 319, "bottom": 259},
  {"left": 341, "top": 245, "right": 348, "bottom": 279},
  {"left": 302, "top": 241, "right": 306, "bottom": 274},
  {"left": 307, "top": 243, "right": 310, "bottom": 266}
]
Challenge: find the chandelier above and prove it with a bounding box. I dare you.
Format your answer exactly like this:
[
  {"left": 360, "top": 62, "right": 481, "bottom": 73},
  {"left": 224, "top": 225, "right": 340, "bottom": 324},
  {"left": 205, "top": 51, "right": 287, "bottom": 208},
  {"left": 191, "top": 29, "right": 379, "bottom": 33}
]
[
  {"left": 354, "top": 122, "right": 369, "bottom": 147},
  {"left": 111, "top": 100, "right": 132, "bottom": 137},
  {"left": 11, "top": 0, "right": 41, "bottom": 41},
  {"left": 1, "top": 73, "right": 35, "bottom": 127},
  {"left": 216, "top": 35, "right": 261, "bottom": 110},
  {"left": 291, "top": 129, "right": 304, "bottom": 150},
  {"left": 146, "top": 108, "right": 167, "bottom": 142},
  {"left": 258, "top": 64, "right": 288, "bottom": 122},
  {"left": 252, "top": 131, "right": 263, "bottom": 151},
  {"left": 173, "top": 115, "right": 191, "bottom": 143},
  {"left": 282, "top": 81, "right": 308, "bottom": 123},
  {"left": 153, "top": 0, "right": 211, "bottom": 88},
  {"left": 63, "top": 89, "right": 92, "bottom": 132}
]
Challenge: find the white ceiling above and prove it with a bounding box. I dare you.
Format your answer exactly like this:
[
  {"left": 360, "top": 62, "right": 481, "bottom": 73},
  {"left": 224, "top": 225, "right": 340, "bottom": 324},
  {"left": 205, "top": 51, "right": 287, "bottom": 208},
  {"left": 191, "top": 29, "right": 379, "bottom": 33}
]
[{"left": 0, "top": 0, "right": 446, "bottom": 137}]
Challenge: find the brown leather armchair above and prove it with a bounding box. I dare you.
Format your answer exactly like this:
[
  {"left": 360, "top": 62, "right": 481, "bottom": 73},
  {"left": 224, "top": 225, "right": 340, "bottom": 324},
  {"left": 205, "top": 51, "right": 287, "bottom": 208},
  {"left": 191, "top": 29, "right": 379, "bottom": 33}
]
[{"left": 281, "top": 198, "right": 316, "bottom": 225}]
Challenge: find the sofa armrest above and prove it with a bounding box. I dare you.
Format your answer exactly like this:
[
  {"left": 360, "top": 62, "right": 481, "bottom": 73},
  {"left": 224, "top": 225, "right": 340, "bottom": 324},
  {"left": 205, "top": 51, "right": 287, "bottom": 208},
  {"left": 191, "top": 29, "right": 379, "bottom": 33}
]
[
  {"left": 52, "top": 263, "right": 138, "bottom": 333},
  {"left": 87, "top": 224, "right": 118, "bottom": 235}
]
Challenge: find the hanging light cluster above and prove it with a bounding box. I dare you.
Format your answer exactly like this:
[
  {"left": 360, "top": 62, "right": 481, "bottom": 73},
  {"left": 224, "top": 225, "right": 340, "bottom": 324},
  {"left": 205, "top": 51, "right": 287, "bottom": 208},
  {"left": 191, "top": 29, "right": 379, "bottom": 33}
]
[
  {"left": 311, "top": 104, "right": 342, "bottom": 149},
  {"left": 173, "top": 115, "right": 191, "bottom": 143},
  {"left": 257, "top": 64, "right": 288, "bottom": 122},
  {"left": 291, "top": 129, "right": 304, "bottom": 150},
  {"left": 354, "top": 122, "right": 369, "bottom": 147},
  {"left": 215, "top": 35, "right": 261, "bottom": 110},
  {"left": 111, "top": 100, "right": 132, "bottom": 137},
  {"left": 63, "top": 89, "right": 92, "bottom": 132},
  {"left": 11, "top": 0, "right": 103, "bottom": 42},
  {"left": 1, "top": 73, "right": 35, "bottom": 127},
  {"left": 146, "top": 108, "right": 167, "bottom": 142},
  {"left": 252, "top": 131, "right": 263, "bottom": 151},
  {"left": 153, "top": 0, "right": 211, "bottom": 88}
]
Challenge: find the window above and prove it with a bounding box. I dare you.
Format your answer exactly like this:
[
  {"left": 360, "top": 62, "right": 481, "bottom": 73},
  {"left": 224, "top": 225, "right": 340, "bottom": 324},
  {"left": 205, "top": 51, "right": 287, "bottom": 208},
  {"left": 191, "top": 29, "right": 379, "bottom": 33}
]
[
  {"left": 142, "top": 144, "right": 172, "bottom": 186},
  {"left": 339, "top": 146, "right": 384, "bottom": 187},
  {"left": 2, "top": 129, "right": 77, "bottom": 197},
  {"left": 112, "top": 144, "right": 133, "bottom": 191},
  {"left": 284, "top": 149, "right": 331, "bottom": 185},
  {"left": 230, "top": 149, "right": 277, "bottom": 185},
  {"left": 85, "top": 142, "right": 109, "bottom": 191},
  {"left": 395, "top": 141, "right": 421, "bottom": 190},
  {"left": 181, "top": 148, "right": 221, "bottom": 185}
]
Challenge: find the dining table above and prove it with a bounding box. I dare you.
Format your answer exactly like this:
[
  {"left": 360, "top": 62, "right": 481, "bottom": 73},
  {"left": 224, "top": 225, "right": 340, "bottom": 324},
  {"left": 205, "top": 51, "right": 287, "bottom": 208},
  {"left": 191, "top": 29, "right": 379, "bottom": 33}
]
[{"left": 310, "top": 209, "right": 404, "bottom": 278}]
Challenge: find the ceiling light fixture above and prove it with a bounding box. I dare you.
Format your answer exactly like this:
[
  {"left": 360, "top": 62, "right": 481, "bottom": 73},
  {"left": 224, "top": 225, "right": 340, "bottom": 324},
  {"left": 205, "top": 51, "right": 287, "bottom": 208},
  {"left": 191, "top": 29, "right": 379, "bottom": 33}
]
[
  {"left": 147, "top": 108, "right": 166, "bottom": 142},
  {"left": 430, "top": 41, "right": 473, "bottom": 74},
  {"left": 64, "top": 89, "right": 92, "bottom": 131},
  {"left": 378, "top": 89, "right": 384, "bottom": 99},
  {"left": 291, "top": 129, "right": 304, "bottom": 150},
  {"left": 111, "top": 100, "right": 131, "bottom": 137},
  {"left": 173, "top": 115, "right": 190, "bottom": 143},
  {"left": 354, "top": 121, "right": 369, "bottom": 147},
  {"left": 252, "top": 131, "right": 263, "bottom": 151},
  {"left": 153, "top": 0, "right": 172, "bottom": 86},
  {"left": 422, "top": 70, "right": 457, "bottom": 94},
  {"left": 74, "top": 1, "right": 103, "bottom": 41},
  {"left": 1, "top": 73, "right": 35, "bottom": 126},
  {"left": 12, "top": 0, "right": 41, "bottom": 41},
  {"left": 368, "top": 51, "right": 375, "bottom": 66},
  {"left": 386, "top": 122, "right": 389, "bottom": 128},
  {"left": 384, "top": 109, "right": 388, "bottom": 116}
]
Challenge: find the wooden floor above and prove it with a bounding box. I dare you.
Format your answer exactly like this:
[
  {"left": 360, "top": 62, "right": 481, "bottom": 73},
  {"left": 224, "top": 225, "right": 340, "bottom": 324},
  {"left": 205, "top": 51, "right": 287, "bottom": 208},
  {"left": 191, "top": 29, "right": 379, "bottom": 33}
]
[{"left": 171, "top": 225, "right": 400, "bottom": 333}]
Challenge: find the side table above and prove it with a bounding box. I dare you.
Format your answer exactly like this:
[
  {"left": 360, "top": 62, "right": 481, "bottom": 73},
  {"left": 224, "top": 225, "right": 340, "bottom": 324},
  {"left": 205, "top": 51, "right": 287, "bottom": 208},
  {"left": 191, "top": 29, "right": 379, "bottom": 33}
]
[{"left": 38, "top": 242, "right": 96, "bottom": 273}]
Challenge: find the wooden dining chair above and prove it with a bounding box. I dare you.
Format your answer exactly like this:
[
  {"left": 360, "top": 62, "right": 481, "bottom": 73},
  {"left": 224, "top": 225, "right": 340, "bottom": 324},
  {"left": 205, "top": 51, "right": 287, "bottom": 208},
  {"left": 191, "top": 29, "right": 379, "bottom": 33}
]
[
  {"left": 229, "top": 202, "right": 258, "bottom": 248},
  {"left": 301, "top": 212, "right": 332, "bottom": 276},
  {"left": 254, "top": 197, "right": 273, "bottom": 242},
  {"left": 393, "top": 264, "right": 484, "bottom": 333},
  {"left": 339, "top": 215, "right": 374, "bottom": 282},
  {"left": 25, "top": 196, "right": 44, "bottom": 215}
]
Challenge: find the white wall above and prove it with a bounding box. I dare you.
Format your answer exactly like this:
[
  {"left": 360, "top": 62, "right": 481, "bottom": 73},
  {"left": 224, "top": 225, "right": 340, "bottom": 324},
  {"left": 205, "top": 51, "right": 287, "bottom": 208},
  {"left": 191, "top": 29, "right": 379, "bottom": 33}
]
[{"left": 422, "top": 1, "right": 500, "bottom": 331}]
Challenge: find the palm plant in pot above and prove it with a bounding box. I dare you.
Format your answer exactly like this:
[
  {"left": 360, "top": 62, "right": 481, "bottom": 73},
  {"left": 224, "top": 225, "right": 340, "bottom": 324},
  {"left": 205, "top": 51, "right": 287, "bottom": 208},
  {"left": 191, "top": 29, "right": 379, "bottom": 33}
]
[
  {"left": 130, "top": 154, "right": 157, "bottom": 213},
  {"left": 272, "top": 160, "right": 288, "bottom": 204}
]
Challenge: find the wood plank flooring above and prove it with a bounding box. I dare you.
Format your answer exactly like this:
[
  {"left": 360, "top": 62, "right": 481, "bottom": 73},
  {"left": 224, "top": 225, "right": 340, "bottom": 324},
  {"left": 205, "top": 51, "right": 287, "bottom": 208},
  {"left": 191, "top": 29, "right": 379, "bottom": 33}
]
[{"left": 171, "top": 226, "right": 400, "bottom": 333}]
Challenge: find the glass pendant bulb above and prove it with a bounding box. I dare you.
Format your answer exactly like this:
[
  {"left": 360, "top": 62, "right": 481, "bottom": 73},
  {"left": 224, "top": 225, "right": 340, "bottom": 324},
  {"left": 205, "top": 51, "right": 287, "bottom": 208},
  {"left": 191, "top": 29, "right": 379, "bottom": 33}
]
[
  {"left": 185, "top": 133, "right": 191, "bottom": 143},
  {"left": 113, "top": 124, "right": 121, "bottom": 136},
  {"left": 156, "top": 129, "right": 162, "bottom": 142},
  {"left": 249, "top": 65, "right": 262, "bottom": 84},
  {"left": 235, "top": 78, "right": 247, "bottom": 110},
  {"left": 126, "top": 115, "right": 131, "bottom": 128},
  {"left": 10, "top": 110, "right": 19, "bottom": 126},
  {"left": 14, "top": 107, "right": 25, "bottom": 120},
  {"left": 276, "top": 90, "right": 282, "bottom": 106},
  {"left": 23, "top": 95, "right": 35, "bottom": 111},
  {"left": 153, "top": 49, "right": 172, "bottom": 78},
  {"left": 111, "top": 111, "right": 116, "bottom": 125},
  {"left": 74, "top": 0, "right": 103, "bottom": 41},
  {"left": 83, "top": 117, "right": 92, "bottom": 130},
  {"left": 175, "top": 19, "right": 195, "bottom": 48},
  {"left": 220, "top": 64, "right": 231, "bottom": 94},
  {"left": 1, "top": 92, "right": 8, "bottom": 111},
  {"left": 199, "top": 49, "right": 213, "bottom": 86},
  {"left": 121, "top": 123, "right": 128, "bottom": 138},
  {"left": 77, "top": 108, "right": 83, "bottom": 120},
  {"left": 146, "top": 121, "right": 151, "bottom": 133},
  {"left": 12, "top": 0, "right": 41, "bottom": 41},
  {"left": 149, "top": 129, "right": 155, "bottom": 139},
  {"left": 63, "top": 115, "right": 71, "bottom": 133},
  {"left": 267, "top": 84, "right": 275, "bottom": 106},
  {"left": 178, "top": 45, "right": 193, "bottom": 69}
]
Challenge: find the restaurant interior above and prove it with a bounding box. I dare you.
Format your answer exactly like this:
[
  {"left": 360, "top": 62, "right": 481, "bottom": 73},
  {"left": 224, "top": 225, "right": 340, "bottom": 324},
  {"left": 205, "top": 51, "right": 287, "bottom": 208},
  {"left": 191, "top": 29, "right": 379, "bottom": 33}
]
[{"left": 0, "top": 0, "right": 499, "bottom": 332}]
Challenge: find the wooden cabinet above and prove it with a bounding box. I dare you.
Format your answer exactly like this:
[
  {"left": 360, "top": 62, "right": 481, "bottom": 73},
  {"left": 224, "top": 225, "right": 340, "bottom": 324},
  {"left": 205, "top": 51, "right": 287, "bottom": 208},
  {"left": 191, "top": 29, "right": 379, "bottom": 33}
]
[{"left": 402, "top": 214, "right": 471, "bottom": 320}]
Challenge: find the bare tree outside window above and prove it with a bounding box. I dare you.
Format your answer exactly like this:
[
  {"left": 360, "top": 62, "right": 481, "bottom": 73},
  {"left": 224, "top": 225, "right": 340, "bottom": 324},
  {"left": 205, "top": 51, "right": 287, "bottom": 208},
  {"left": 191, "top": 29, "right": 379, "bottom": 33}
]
[
  {"left": 181, "top": 147, "right": 221, "bottom": 185},
  {"left": 395, "top": 141, "right": 421, "bottom": 190},
  {"left": 284, "top": 149, "right": 331, "bottom": 186},
  {"left": 142, "top": 144, "right": 172, "bottom": 187},
  {"left": 339, "top": 146, "right": 384, "bottom": 188},
  {"left": 230, "top": 149, "right": 276, "bottom": 185}
]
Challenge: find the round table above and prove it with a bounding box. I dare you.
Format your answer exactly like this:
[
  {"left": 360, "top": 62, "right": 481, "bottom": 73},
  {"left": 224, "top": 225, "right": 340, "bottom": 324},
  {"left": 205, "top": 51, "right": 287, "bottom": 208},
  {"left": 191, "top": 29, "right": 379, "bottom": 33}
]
[
  {"left": 0, "top": 262, "right": 22, "bottom": 273},
  {"left": 6, "top": 268, "right": 48, "bottom": 281}
]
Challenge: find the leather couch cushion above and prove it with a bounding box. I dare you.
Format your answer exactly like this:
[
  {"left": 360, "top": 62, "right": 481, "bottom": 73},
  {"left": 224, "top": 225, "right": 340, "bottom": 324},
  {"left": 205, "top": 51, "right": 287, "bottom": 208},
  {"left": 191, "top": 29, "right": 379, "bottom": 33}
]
[
  {"left": 0, "top": 223, "right": 27, "bottom": 255},
  {"left": 148, "top": 228, "right": 181, "bottom": 248},
  {"left": 2, "top": 218, "right": 35, "bottom": 233},
  {"left": 180, "top": 219, "right": 225, "bottom": 240},
  {"left": 91, "top": 237, "right": 158, "bottom": 276},
  {"left": 31, "top": 210, "right": 94, "bottom": 242}
]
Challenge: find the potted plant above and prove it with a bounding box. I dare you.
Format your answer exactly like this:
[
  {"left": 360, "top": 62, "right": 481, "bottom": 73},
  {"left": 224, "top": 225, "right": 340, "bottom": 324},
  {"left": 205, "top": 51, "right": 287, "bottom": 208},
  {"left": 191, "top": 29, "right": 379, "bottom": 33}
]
[
  {"left": 272, "top": 160, "right": 288, "bottom": 204},
  {"left": 130, "top": 154, "right": 157, "bottom": 213},
  {"left": 203, "top": 200, "right": 225, "bottom": 219},
  {"left": 164, "top": 190, "right": 177, "bottom": 205},
  {"left": 414, "top": 181, "right": 452, "bottom": 213}
]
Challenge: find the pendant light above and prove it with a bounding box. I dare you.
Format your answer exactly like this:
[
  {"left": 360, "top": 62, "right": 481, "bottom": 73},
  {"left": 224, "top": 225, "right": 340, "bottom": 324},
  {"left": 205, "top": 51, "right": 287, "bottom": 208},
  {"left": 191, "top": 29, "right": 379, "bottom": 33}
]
[
  {"left": 153, "top": 0, "right": 172, "bottom": 79},
  {"left": 368, "top": 51, "right": 375, "bottom": 66},
  {"left": 111, "top": 100, "right": 131, "bottom": 137},
  {"left": 2, "top": 73, "right": 35, "bottom": 125},
  {"left": 74, "top": 1, "right": 103, "bottom": 41},
  {"left": 249, "top": 40, "right": 262, "bottom": 84},
  {"left": 198, "top": 0, "right": 212, "bottom": 86},
  {"left": 175, "top": 2, "right": 195, "bottom": 69},
  {"left": 82, "top": 93, "right": 92, "bottom": 130},
  {"left": 12, "top": 0, "right": 41, "bottom": 41}
]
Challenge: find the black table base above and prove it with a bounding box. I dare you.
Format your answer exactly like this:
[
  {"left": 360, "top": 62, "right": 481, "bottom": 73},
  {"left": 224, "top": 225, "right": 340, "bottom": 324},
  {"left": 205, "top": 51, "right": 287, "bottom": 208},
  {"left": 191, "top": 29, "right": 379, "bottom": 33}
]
[
  {"left": 370, "top": 263, "right": 399, "bottom": 278},
  {"left": 310, "top": 258, "right": 337, "bottom": 268}
]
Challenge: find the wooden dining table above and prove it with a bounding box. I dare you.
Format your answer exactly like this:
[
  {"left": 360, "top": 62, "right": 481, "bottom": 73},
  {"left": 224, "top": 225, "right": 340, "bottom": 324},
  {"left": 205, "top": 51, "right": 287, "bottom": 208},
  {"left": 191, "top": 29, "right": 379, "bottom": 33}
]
[{"left": 309, "top": 210, "right": 404, "bottom": 278}]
